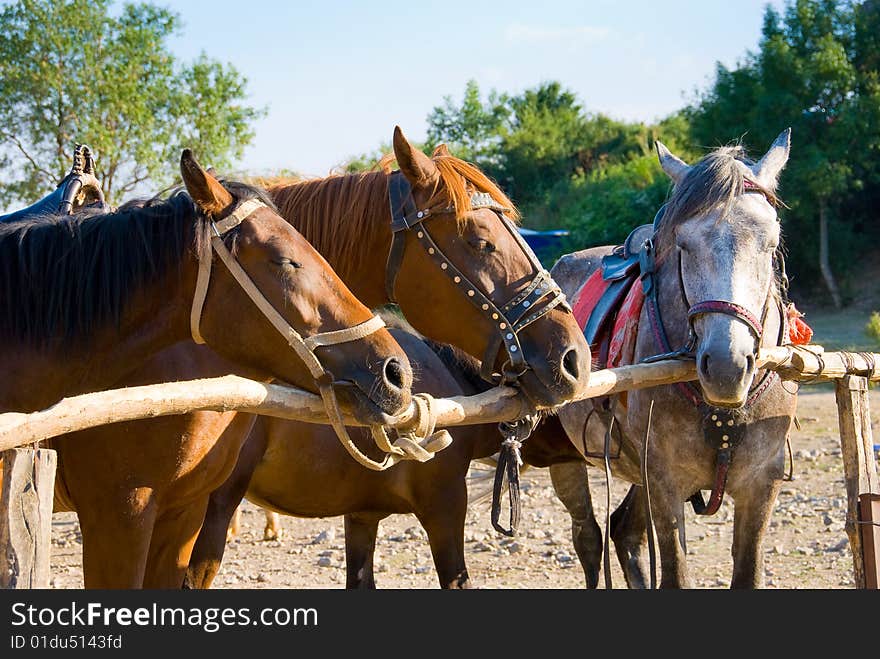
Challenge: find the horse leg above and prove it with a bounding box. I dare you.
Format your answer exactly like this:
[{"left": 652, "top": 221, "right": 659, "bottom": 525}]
[
  {"left": 227, "top": 505, "right": 241, "bottom": 541},
  {"left": 143, "top": 499, "right": 211, "bottom": 588},
  {"left": 417, "top": 484, "right": 471, "bottom": 589},
  {"left": 609, "top": 484, "right": 650, "bottom": 589},
  {"left": 185, "top": 419, "right": 269, "bottom": 589},
  {"left": 263, "top": 509, "right": 282, "bottom": 541},
  {"left": 78, "top": 488, "right": 156, "bottom": 589},
  {"left": 646, "top": 473, "right": 691, "bottom": 588},
  {"left": 730, "top": 479, "right": 781, "bottom": 588},
  {"left": 548, "top": 461, "right": 602, "bottom": 589},
  {"left": 344, "top": 513, "right": 382, "bottom": 589}
]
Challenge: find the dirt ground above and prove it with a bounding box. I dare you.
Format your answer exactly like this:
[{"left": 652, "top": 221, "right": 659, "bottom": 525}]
[{"left": 48, "top": 386, "right": 878, "bottom": 589}]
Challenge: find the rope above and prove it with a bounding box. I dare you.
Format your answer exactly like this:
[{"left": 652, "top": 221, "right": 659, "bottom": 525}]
[{"left": 321, "top": 390, "right": 451, "bottom": 472}]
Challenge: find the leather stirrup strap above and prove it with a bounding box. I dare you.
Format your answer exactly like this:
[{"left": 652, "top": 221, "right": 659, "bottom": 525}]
[{"left": 191, "top": 198, "right": 266, "bottom": 345}]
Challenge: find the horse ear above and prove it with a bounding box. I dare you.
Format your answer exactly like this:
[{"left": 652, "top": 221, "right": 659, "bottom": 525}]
[
  {"left": 655, "top": 141, "right": 690, "bottom": 184},
  {"left": 393, "top": 126, "right": 439, "bottom": 189},
  {"left": 751, "top": 128, "right": 791, "bottom": 191},
  {"left": 180, "top": 149, "right": 234, "bottom": 217},
  {"left": 432, "top": 143, "right": 451, "bottom": 157}
]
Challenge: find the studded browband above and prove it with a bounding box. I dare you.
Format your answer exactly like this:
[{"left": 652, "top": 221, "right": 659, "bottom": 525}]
[{"left": 386, "top": 173, "right": 569, "bottom": 385}]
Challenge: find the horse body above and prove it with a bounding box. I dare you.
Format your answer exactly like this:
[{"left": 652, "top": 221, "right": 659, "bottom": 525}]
[
  {"left": 45, "top": 129, "right": 592, "bottom": 588},
  {"left": 186, "top": 325, "right": 585, "bottom": 590},
  {"left": 550, "top": 132, "right": 798, "bottom": 588}
]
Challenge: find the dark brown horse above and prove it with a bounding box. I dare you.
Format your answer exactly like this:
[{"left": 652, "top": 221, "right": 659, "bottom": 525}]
[
  {"left": 1, "top": 152, "right": 414, "bottom": 589},
  {"left": 186, "top": 318, "right": 586, "bottom": 589},
  {"left": 49, "top": 129, "right": 592, "bottom": 588}
]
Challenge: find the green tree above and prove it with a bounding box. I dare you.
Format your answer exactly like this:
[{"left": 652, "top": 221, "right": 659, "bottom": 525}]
[
  {"left": 687, "top": 0, "right": 880, "bottom": 307},
  {"left": 0, "top": 0, "right": 264, "bottom": 205},
  {"left": 425, "top": 79, "right": 507, "bottom": 168}
]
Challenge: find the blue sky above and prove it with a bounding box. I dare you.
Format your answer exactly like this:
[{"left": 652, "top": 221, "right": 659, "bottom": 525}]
[{"left": 163, "top": 0, "right": 786, "bottom": 176}]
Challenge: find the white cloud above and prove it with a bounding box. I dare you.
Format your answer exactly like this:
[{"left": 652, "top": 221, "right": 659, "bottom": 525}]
[{"left": 504, "top": 24, "right": 612, "bottom": 46}]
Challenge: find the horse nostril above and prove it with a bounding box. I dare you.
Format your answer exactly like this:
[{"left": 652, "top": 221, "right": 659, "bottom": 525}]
[
  {"left": 561, "top": 348, "right": 580, "bottom": 382},
  {"left": 382, "top": 357, "right": 406, "bottom": 391},
  {"left": 745, "top": 354, "right": 755, "bottom": 373},
  {"left": 700, "top": 353, "right": 711, "bottom": 378}
]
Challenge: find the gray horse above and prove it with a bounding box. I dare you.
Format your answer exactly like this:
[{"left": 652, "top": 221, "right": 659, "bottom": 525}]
[{"left": 546, "top": 131, "right": 798, "bottom": 588}]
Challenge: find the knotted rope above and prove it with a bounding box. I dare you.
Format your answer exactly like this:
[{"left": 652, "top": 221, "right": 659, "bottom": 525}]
[{"left": 330, "top": 392, "right": 452, "bottom": 472}]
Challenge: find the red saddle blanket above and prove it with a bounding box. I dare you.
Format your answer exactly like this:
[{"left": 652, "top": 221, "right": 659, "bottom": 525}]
[{"left": 572, "top": 270, "right": 644, "bottom": 370}]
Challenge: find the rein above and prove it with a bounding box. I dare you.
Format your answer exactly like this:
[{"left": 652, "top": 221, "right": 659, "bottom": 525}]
[
  {"left": 385, "top": 173, "right": 569, "bottom": 386},
  {"left": 189, "top": 197, "right": 448, "bottom": 471},
  {"left": 641, "top": 180, "right": 786, "bottom": 515}
]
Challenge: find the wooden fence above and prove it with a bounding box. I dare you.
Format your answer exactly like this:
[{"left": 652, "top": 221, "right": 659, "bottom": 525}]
[{"left": 1, "top": 344, "right": 877, "bottom": 588}]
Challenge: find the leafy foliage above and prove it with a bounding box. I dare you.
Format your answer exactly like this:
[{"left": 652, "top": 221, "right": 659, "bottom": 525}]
[
  {"left": 686, "top": 0, "right": 880, "bottom": 297},
  {"left": 0, "top": 0, "right": 264, "bottom": 204}
]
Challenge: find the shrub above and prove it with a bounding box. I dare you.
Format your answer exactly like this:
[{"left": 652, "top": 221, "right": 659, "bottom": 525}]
[{"left": 866, "top": 312, "right": 880, "bottom": 346}]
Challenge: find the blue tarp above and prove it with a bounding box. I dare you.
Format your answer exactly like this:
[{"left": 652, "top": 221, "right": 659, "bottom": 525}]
[{"left": 518, "top": 227, "right": 569, "bottom": 254}]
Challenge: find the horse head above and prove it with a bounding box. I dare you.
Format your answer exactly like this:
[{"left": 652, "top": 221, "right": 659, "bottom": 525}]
[
  {"left": 387, "top": 127, "right": 591, "bottom": 408},
  {"left": 654, "top": 129, "right": 791, "bottom": 407},
  {"left": 180, "top": 150, "right": 412, "bottom": 422}
]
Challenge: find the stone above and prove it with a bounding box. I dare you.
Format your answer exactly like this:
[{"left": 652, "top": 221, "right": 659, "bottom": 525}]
[
  {"left": 311, "top": 528, "right": 336, "bottom": 544},
  {"left": 317, "top": 556, "right": 333, "bottom": 568}
]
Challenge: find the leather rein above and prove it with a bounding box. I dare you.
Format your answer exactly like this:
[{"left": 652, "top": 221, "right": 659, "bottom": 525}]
[
  {"left": 641, "top": 178, "right": 787, "bottom": 515},
  {"left": 385, "top": 172, "right": 569, "bottom": 386},
  {"left": 189, "top": 197, "right": 449, "bottom": 472}
]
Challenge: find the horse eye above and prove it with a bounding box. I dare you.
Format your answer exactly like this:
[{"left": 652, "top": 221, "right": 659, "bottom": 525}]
[
  {"left": 272, "top": 257, "right": 302, "bottom": 269},
  {"left": 469, "top": 239, "right": 495, "bottom": 253}
]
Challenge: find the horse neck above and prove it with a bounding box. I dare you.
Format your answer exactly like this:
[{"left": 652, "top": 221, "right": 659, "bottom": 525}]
[
  {"left": 0, "top": 268, "right": 193, "bottom": 412},
  {"left": 281, "top": 190, "right": 393, "bottom": 309}
]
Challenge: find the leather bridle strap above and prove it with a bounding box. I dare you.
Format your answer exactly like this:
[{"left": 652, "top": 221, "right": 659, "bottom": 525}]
[
  {"left": 687, "top": 300, "right": 764, "bottom": 343},
  {"left": 189, "top": 197, "right": 385, "bottom": 380},
  {"left": 386, "top": 172, "right": 568, "bottom": 384},
  {"left": 188, "top": 196, "right": 454, "bottom": 473},
  {"left": 191, "top": 198, "right": 264, "bottom": 346}
]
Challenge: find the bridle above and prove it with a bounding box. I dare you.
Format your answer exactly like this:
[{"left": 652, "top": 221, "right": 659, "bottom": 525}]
[
  {"left": 189, "top": 197, "right": 386, "bottom": 381},
  {"left": 385, "top": 172, "right": 570, "bottom": 386},
  {"left": 643, "top": 177, "right": 781, "bottom": 378},
  {"left": 188, "top": 196, "right": 448, "bottom": 472}
]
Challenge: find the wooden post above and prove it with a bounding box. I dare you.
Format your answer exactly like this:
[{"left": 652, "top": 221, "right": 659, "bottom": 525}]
[
  {"left": 834, "top": 376, "right": 880, "bottom": 589},
  {"left": 0, "top": 448, "right": 57, "bottom": 588}
]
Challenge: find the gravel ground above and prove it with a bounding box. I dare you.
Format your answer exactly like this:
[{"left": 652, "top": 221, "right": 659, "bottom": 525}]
[{"left": 48, "top": 387, "right": 878, "bottom": 589}]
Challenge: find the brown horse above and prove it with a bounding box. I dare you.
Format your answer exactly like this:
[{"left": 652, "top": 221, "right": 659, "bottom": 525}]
[
  {"left": 2, "top": 152, "right": 413, "bottom": 589},
  {"left": 50, "top": 129, "right": 592, "bottom": 588},
  {"left": 0, "top": 150, "right": 407, "bottom": 414},
  {"left": 186, "top": 318, "right": 586, "bottom": 589}
]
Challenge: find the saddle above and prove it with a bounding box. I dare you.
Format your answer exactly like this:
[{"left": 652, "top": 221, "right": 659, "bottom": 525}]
[
  {"left": 0, "top": 144, "right": 108, "bottom": 223},
  {"left": 572, "top": 223, "right": 654, "bottom": 370}
]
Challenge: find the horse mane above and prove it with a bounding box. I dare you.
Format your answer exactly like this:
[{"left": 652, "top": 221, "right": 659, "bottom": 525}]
[
  {"left": 265, "top": 152, "right": 518, "bottom": 274},
  {"left": 420, "top": 337, "right": 493, "bottom": 395},
  {"left": 0, "top": 180, "right": 271, "bottom": 347}
]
